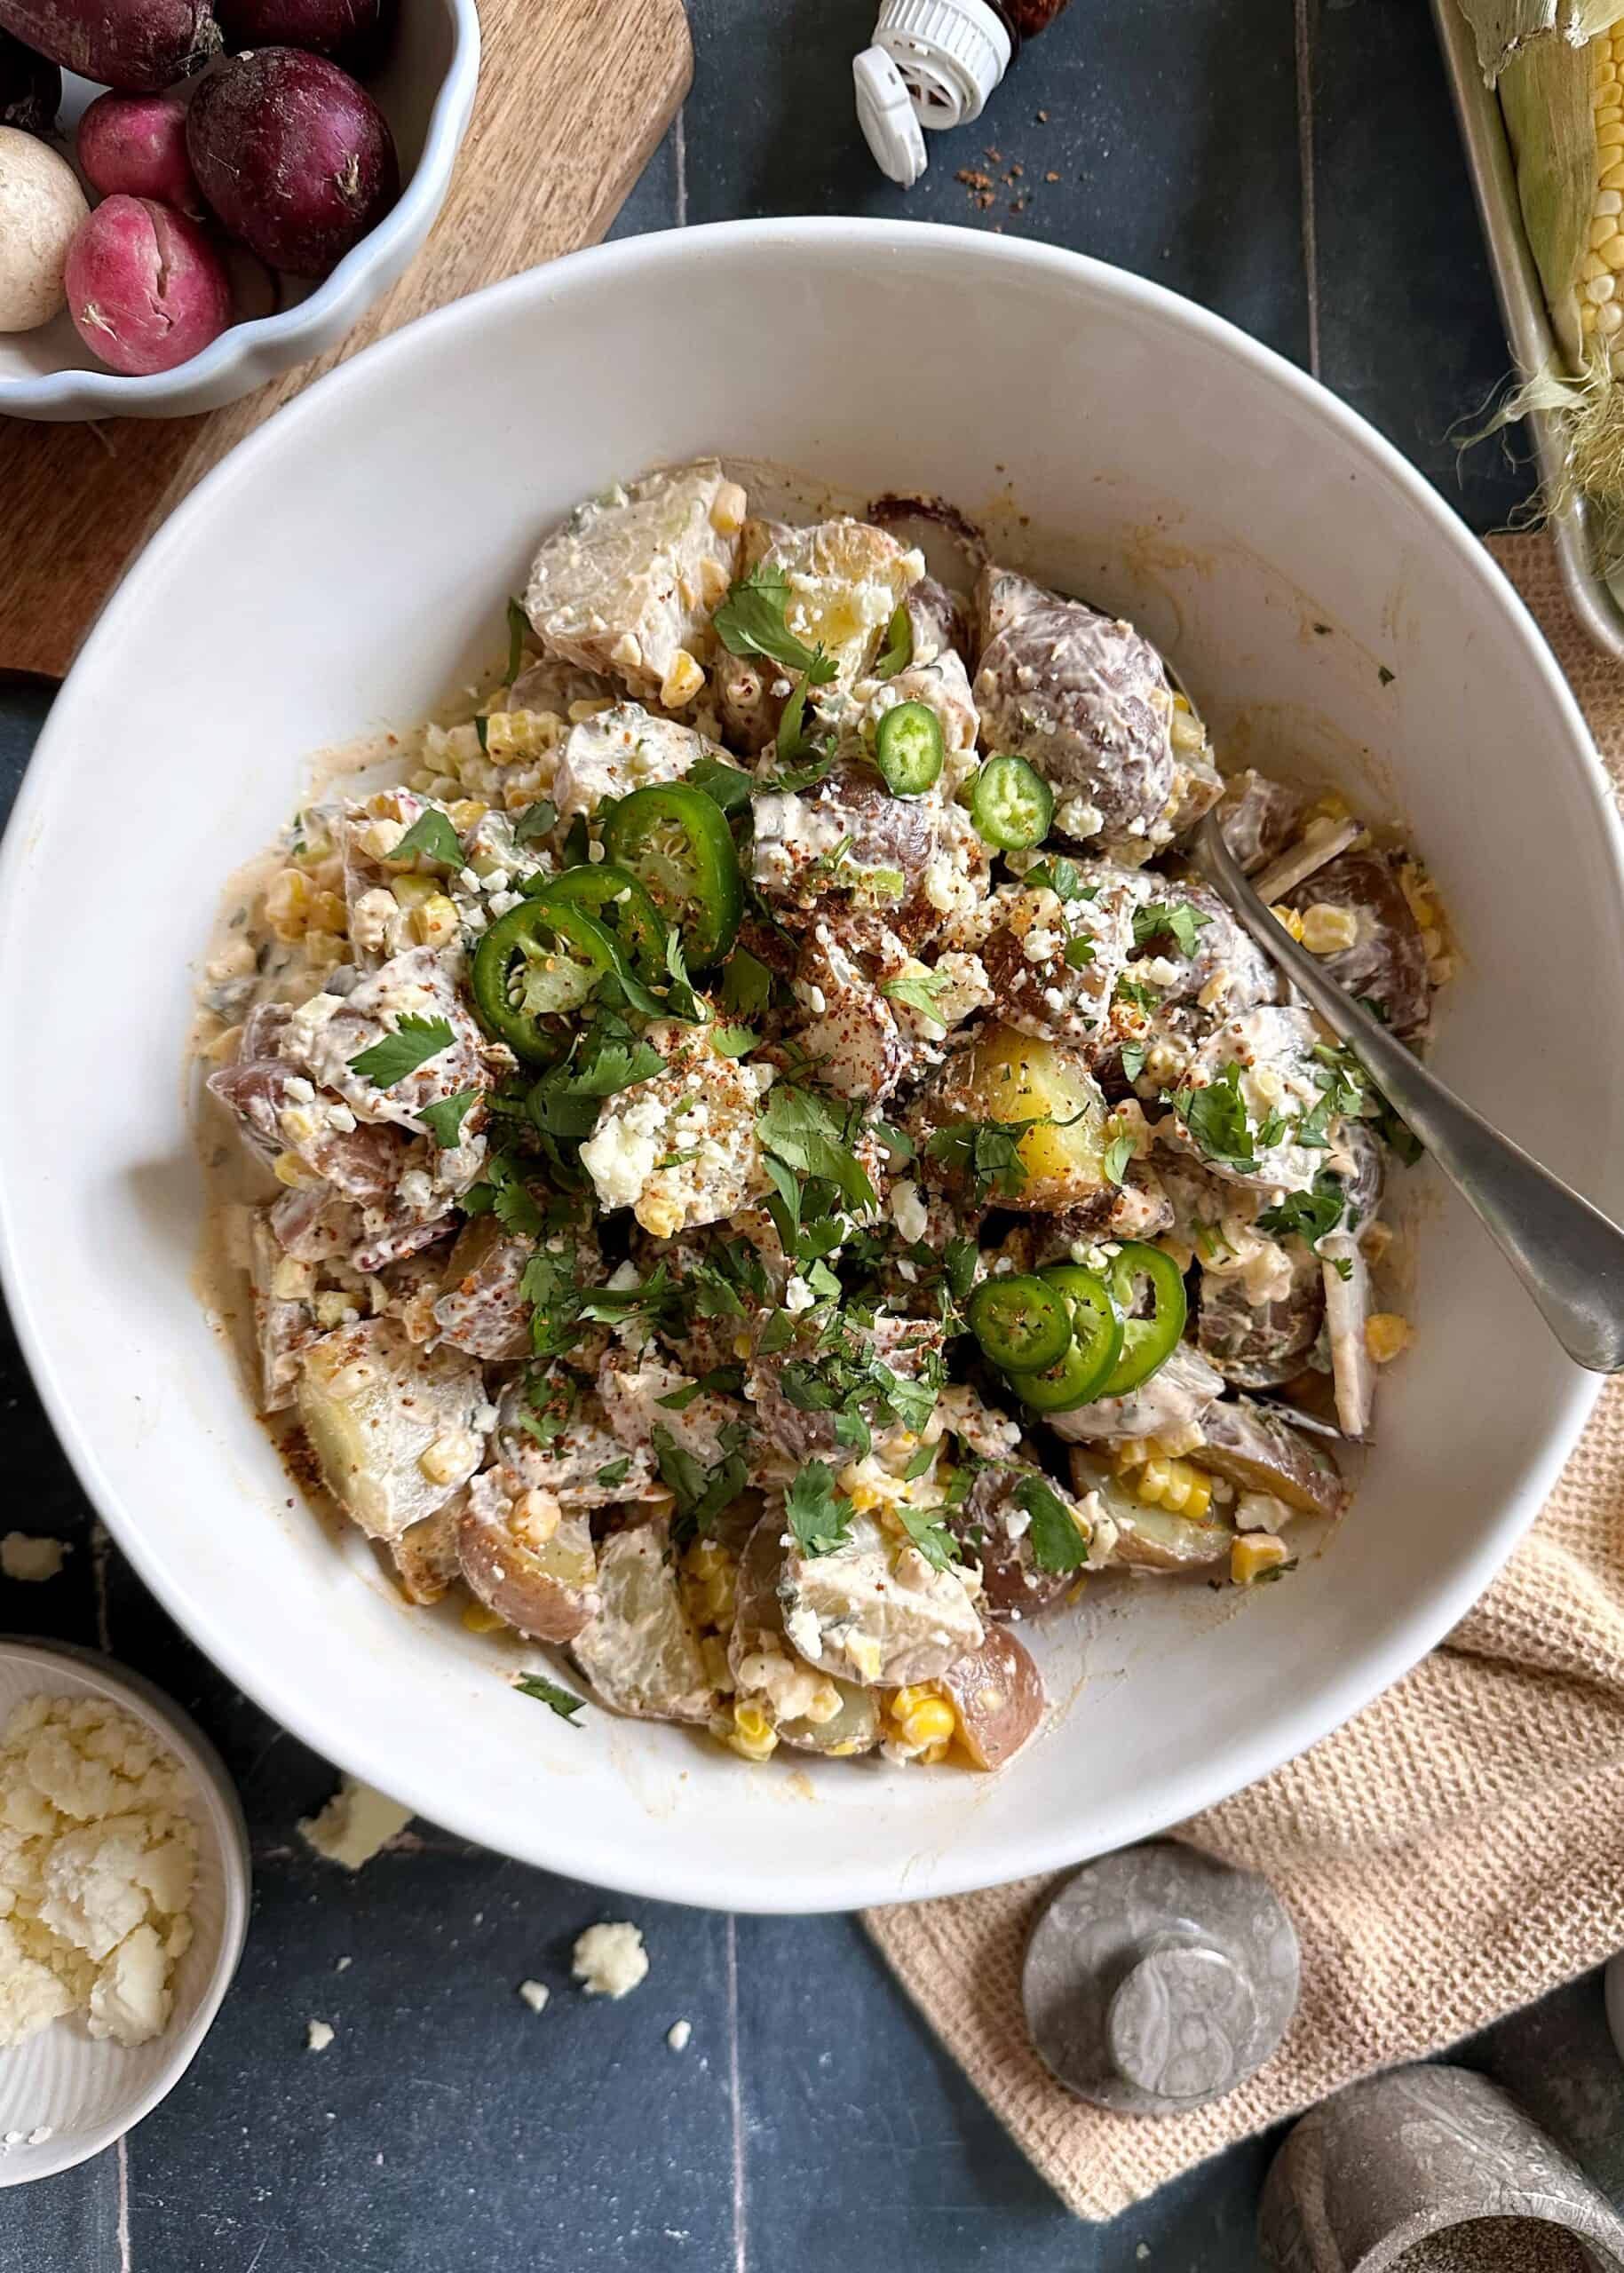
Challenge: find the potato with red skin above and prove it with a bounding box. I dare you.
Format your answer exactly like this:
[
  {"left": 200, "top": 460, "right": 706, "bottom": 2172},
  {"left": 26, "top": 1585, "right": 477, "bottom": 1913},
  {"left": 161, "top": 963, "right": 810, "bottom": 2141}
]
[
  {"left": 0, "top": 0, "right": 218, "bottom": 91},
  {"left": 65, "top": 196, "right": 231, "bottom": 376},
  {"left": 939, "top": 1628, "right": 1045, "bottom": 1770},
  {"left": 78, "top": 91, "right": 203, "bottom": 217},
  {"left": 218, "top": 0, "right": 394, "bottom": 70},
  {"left": 187, "top": 47, "right": 398, "bottom": 279},
  {"left": 0, "top": 29, "right": 59, "bottom": 133}
]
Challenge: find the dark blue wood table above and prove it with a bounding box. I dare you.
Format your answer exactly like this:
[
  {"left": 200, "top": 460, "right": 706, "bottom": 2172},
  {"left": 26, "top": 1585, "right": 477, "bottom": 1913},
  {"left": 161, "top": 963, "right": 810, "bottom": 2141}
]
[{"left": 4, "top": 4, "right": 1620, "bottom": 2265}]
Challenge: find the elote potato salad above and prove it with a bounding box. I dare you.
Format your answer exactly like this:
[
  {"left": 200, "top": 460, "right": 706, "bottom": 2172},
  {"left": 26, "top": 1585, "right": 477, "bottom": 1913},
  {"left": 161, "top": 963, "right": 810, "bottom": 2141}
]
[{"left": 196, "top": 459, "right": 1448, "bottom": 1777}]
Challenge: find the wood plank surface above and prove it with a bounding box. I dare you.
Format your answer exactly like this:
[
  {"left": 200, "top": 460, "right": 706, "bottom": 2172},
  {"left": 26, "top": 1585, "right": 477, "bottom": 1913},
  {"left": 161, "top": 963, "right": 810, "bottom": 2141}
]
[{"left": 0, "top": 0, "right": 692, "bottom": 677}]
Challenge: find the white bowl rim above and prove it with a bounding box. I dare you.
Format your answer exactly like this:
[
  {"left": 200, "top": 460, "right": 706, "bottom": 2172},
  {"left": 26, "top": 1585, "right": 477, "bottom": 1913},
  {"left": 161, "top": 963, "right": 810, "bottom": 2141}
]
[
  {"left": 0, "top": 0, "right": 480, "bottom": 416},
  {"left": 2, "top": 217, "right": 1618, "bottom": 1909},
  {"left": 0, "top": 1637, "right": 251, "bottom": 2181}
]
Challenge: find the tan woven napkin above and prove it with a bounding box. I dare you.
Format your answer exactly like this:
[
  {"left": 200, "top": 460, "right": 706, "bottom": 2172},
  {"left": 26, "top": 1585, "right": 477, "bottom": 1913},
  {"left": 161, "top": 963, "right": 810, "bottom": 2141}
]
[{"left": 863, "top": 533, "right": 1624, "bottom": 2224}]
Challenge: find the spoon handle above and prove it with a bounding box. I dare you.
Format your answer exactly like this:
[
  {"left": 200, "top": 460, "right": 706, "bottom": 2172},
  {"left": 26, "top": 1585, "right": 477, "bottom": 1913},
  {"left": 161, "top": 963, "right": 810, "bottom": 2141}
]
[{"left": 1194, "top": 814, "right": 1624, "bottom": 1373}]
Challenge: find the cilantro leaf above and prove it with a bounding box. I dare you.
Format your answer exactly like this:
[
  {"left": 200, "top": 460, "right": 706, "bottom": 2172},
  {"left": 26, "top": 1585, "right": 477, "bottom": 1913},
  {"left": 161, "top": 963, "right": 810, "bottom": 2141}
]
[
  {"left": 1062, "top": 934, "right": 1097, "bottom": 970},
  {"left": 513, "top": 1670, "right": 586, "bottom": 1724},
  {"left": 896, "top": 1503, "right": 958, "bottom": 1573},
  {"left": 1132, "top": 900, "right": 1211, "bottom": 958},
  {"left": 474, "top": 714, "right": 490, "bottom": 754},
  {"left": 757, "top": 1085, "right": 877, "bottom": 1215},
  {"left": 596, "top": 1456, "right": 632, "bottom": 1487},
  {"left": 943, "top": 1237, "right": 978, "bottom": 1303},
  {"left": 923, "top": 1112, "right": 1081, "bottom": 1204},
  {"left": 570, "top": 1027, "right": 664, "bottom": 1097},
  {"left": 1017, "top": 1474, "right": 1090, "bottom": 1574},
  {"left": 710, "top": 1023, "right": 757, "bottom": 1059},
  {"left": 785, "top": 1460, "right": 856, "bottom": 1558},
  {"left": 712, "top": 566, "right": 838, "bottom": 686},
  {"left": 1114, "top": 977, "right": 1161, "bottom": 1013},
  {"left": 688, "top": 755, "right": 756, "bottom": 816},
  {"left": 874, "top": 601, "right": 912, "bottom": 681},
  {"left": 720, "top": 946, "right": 772, "bottom": 1021},
  {"left": 1121, "top": 1041, "right": 1147, "bottom": 1083},
  {"left": 392, "top": 809, "right": 464, "bottom": 869},
  {"left": 1102, "top": 1130, "right": 1135, "bottom": 1186},
  {"left": 881, "top": 967, "right": 950, "bottom": 1020},
  {"left": 506, "top": 596, "right": 529, "bottom": 686},
  {"left": 1023, "top": 857, "right": 1092, "bottom": 901},
  {"left": 902, "top": 1442, "right": 935, "bottom": 1482},
  {"left": 513, "top": 797, "right": 558, "bottom": 845},
  {"left": 419, "top": 1088, "right": 479, "bottom": 1148},
  {"left": 348, "top": 1014, "right": 455, "bottom": 1089},
  {"left": 1162, "top": 1063, "right": 1262, "bottom": 1176}
]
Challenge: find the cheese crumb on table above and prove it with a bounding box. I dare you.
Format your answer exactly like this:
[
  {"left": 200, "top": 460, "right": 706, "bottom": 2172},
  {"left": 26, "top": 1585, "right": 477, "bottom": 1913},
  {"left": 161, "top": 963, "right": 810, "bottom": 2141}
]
[
  {"left": 517, "top": 1978, "right": 550, "bottom": 2015},
  {"left": 0, "top": 1534, "right": 68, "bottom": 1582},
  {"left": 0, "top": 1692, "right": 198, "bottom": 2050},
  {"left": 306, "top": 2018, "right": 334, "bottom": 2052},
  {"left": 297, "top": 1776, "right": 412, "bottom": 1870},
  {"left": 666, "top": 2018, "right": 692, "bottom": 2052},
  {"left": 571, "top": 1921, "right": 648, "bottom": 2000}
]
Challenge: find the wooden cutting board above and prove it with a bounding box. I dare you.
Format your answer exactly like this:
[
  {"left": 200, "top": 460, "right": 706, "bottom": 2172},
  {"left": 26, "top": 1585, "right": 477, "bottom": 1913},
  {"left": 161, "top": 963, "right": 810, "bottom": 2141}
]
[{"left": 0, "top": 0, "right": 692, "bottom": 677}]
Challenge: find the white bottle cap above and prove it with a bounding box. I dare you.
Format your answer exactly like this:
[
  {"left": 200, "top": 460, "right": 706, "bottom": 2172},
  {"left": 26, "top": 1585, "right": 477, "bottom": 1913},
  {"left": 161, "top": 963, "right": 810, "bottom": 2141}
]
[
  {"left": 853, "top": 46, "right": 929, "bottom": 188},
  {"left": 873, "top": 0, "right": 1012, "bottom": 130}
]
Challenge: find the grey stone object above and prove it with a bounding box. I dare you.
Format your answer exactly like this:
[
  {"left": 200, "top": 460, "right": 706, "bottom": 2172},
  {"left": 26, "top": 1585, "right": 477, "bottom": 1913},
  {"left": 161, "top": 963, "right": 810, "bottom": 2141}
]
[
  {"left": 1259, "top": 2063, "right": 1624, "bottom": 2273},
  {"left": 1022, "top": 1842, "right": 1300, "bottom": 2116}
]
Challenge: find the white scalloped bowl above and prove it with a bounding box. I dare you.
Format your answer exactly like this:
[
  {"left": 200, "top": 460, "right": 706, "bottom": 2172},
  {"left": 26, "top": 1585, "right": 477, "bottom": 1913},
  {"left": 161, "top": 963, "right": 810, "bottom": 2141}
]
[
  {"left": 0, "top": 1643, "right": 250, "bottom": 2183},
  {"left": 0, "top": 0, "right": 478, "bottom": 421},
  {"left": 3, "top": 221, "right": 1623, "bottom": 1912}
]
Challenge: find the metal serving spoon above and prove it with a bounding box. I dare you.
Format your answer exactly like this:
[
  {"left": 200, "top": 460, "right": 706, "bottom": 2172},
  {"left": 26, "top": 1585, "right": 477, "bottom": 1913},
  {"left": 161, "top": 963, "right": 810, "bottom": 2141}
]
[{"left": 1192, "top": 810, "right": 1624, "bottom": 1374}]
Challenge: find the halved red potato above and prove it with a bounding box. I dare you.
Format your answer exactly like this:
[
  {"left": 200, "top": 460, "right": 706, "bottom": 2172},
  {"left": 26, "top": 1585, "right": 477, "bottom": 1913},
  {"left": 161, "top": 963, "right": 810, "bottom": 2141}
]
[
  {"left": 456, "top": 1474, "right": 598, "bottom": 1643},
  {"left": 939, "top": 1627, "right": 1045, "bottom": 1769}
]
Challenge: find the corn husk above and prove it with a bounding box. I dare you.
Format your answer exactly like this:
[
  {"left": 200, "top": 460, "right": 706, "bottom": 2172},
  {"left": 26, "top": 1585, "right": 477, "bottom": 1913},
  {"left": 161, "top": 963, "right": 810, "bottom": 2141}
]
[
  {"left": 1456, "top": 0, "right": 1620, "bottom": 86},
  {"left": 1454, "top": 0, "right": 1624, "bottom": 561}
]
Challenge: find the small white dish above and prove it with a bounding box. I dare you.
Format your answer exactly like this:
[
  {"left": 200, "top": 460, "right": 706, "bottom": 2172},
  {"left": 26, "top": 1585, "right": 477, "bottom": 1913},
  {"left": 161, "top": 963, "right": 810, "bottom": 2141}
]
[
  {"left": 0, "top": 0, "right": 479, "bottom": 422},
  {"left": 0, "top": 1640, "right": 250, "bottom": 2184}
]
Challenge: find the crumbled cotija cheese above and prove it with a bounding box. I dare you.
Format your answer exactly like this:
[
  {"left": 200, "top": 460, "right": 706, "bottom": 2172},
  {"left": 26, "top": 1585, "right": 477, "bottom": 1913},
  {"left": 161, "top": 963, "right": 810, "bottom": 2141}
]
[
  {"left": 0, "top": 1694, "right": 198, "bottom": 2050},
  {"left": 298, "top": 1775, "right": 412, "bottom": 1870},
  {"left": 571, "top": 1921, "right": 647, "bottom": 1999}
]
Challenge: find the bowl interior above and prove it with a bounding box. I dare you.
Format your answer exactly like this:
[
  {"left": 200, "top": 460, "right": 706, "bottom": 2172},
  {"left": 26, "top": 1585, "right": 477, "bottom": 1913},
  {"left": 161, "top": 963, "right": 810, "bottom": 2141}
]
[
  {"left": 0, "top": 1643, "right": 249, "bottom": 2184},
  {"left": 0, "top": 0, "right": 458, "bottom": 387},
  {"left": 4, "top": 222, "right": 1622, "bottom": 1913}
]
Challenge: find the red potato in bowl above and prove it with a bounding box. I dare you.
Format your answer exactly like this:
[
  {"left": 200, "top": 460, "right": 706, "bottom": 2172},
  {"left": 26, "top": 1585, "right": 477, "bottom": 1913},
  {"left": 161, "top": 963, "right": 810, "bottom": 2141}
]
[
  {"left": 66, "top": 196, "right": 231, "bottom": 375},
  {"left": 78, "top": 91, "right": 203, "bottom": 216},
  {"left": 0, "top": 0, "right": 218, "bottom": 91},
  {"left": 938, "top": 1626, "right": 1045, "bottom": 1770},
  {"left": 186, "top": 47, "right": 399, "bottom": 279},
  {"left": 218, "top": 0, "right": 395, "bottom": 70}
]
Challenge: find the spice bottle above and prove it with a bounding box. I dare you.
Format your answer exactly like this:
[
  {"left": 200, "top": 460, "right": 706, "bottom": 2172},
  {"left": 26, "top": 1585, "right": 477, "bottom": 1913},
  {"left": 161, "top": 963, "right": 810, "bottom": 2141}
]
[{"left": 853, "top": 0, "right": 1073, "bottom": 186}]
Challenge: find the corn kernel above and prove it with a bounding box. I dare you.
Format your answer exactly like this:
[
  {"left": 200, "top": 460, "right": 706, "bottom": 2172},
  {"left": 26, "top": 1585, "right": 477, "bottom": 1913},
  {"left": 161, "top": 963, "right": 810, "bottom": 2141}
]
[
  {"left": 1301, "top": 901, "right": 1359, "bottom": 955},
  {"left": 610, "top": 631, "right": 644, "bottom": 671},
  {"left": 899, "top": 1698, "right": 955, "bottom": 1748},
  {"left": 1270, "top": 903, "right": 1305, "bottom": 944},
  {"left": 699, "top": 557, "right": 730, "bottom": 607},
  {"left": 1115, "top": 1449, "right": 1214, "bottom": 1522},
  {"left": 802, "top": 1683, "right": 843, "bottom": 1726},
  {"left": 270, "top": 1256, "right": 315, "bottom": 1301},
  {"left": 1232, "top": 1533, "right": 1291, "bottom": 1585},
  {"left": 637, "top": 1192, "right": 683, "bottom": 1239},
  {"left": 411, "top": 893, "right": 460, "bottom": 949},
  {"left": 360, "top": 818, "right": 407, "bottom": 862},
  {"left": 567, "top": 698, "right": 614, "bottom": 723},
  {"left": 511, "top": 1489, "right": 559, "bottom": 1546},
  {"left": 1311, "top": 791, "right": 1351, "bottom": 822},
  {"left": 1366, "top": 1312, "right": 1411, "bottom": 1363},
  {"left": 419, "top": 1430, "right": 475, "bottom": 1485},
  {"left": 272, "top": 1150, "right": 319, "bottom": 1189},
  {"left": 849, "top": 1485, "right": 882, "bottom": 1514},
  {"left": 660, "top": 648, "right": 706, "bottom": 708},
  {"left": 725, "top": 1699, "right": 780, "bottom": 1762},
  {"left": 709, "top": 480, "right": 748, "bottom": 535},
  {"left": 462, "top": 1601, "right": 507, "bottom": 1634},
  {"left": 449, "top": 799, "right": 488, "bottom": 833},
  {"left": 264, "top": 867, "right": 312, "bottom": 942},
  {"left": 732, "top": 1333, "right": 753, "bottom": 1360}
]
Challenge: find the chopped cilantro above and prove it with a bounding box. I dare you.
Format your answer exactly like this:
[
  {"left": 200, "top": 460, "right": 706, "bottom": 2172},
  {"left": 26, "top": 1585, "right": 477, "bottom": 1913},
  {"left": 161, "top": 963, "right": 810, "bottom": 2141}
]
[
  {"left": 882, "top": 967, "right": 950, "bottom": 1020},
  {"left": 1132, "top": 900, "right": 1211, "bottom": 958},
  {"left": 720, "top": 946, "right": 772, "bottom": 1021},
  {"left": 712, "top": 566, "right": 838, "bottom": 685},
  {"left": 595, "top": 1456, "right": 632, "bottom": 1487},
  {"left": 1121, "top": 1041, "right": 1147, "bottom": 1083},
  {"left": 513, "top": 797, "right": 558, "bottom": 845},
  {"left": 785, "top": 1460, "right": 856, "bottom": 1558},
  {"left": 419, "top": 1088, "right": 479, "bottom": 1148},
  {"left": 1257, "top": 1173, "right": 1351, "bottom": 1248},
  {"left": 1114, "top": 976, "right": 1161, "bottom": 1013},
  {"left": 902, "top": 1442, "right": 935, "bottom": 1482},
  {"left": 347, "top": 1014, "right": 455, "bottom": 1089},
  {"left": 688, "top": 755, "right": 756, "bottom": 816},
  {"left": 1023, "top": 857, "right": 1092, "bottom": 901},
  {"left": 874, "top": 601, "right": 912, "bottom": 681},
  {"left": 1102, "top": 1130, "right": 1135, "bottom": 1186},
  {"left": 1018, "top": 1474, "right": 1090, "bottom": 1574},
  {"left": 710, "top": 1023, "right": 757, "bottom": 1059},
  {"left": 1162, "top": 1063, "right": 1264, "bottom": 1176},
  {"left": 513, "top": 1671, "right": 586, "bottom": 1723},
  {"left": 1062, "top": 934, "right": 1097, "bottom": 970},
  {"left": 896, "top": 1503, "right": 959, "bottom": 1573},
  {"left": 392, "top": 808, "right": 464, "bottom": 868}
]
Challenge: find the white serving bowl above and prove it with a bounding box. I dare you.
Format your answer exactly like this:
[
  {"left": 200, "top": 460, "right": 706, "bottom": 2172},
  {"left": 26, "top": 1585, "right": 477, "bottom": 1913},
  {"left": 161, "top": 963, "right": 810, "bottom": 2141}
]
[
  {"left": 0, "top": 0, "right": 478, "bottom": 421},
  {"left": 3, "top": 220, "right": 1622, "bottom": 1913},
  {"left": 0, "top": 1642, "right": 250, "bottom": 2182}
]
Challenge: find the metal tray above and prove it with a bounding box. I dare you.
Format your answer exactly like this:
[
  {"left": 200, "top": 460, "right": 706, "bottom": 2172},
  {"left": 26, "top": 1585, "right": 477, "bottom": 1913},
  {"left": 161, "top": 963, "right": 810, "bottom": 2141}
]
[{"left": 1432, "top": 0, "right": 1624, "bottom": 659}]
